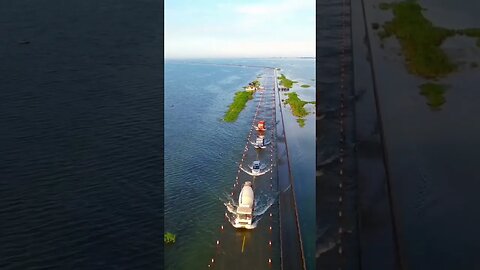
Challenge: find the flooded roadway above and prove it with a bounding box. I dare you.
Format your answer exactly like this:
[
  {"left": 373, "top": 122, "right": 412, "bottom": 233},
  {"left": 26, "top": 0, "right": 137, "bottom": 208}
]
[
  {"left": 206, "top": 69, "right": 280, "bottom": 269},
  {"left": 359, "top": 0, "right": 480, "bottom": 269},
  {"left": 206, "top": 69, "right": 305, "bottom": 269}
]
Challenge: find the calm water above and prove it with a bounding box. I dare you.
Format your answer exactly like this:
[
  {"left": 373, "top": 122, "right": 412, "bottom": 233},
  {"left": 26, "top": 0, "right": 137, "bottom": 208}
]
[
  {"left": 363, "top": 0, "right": 480, "bottom": 269},
  {"left": 165, "top": 58, "right": 315, "bottom": 269},
  {"left": 0, "top": 1, "right": 163, "bottom": 269}
]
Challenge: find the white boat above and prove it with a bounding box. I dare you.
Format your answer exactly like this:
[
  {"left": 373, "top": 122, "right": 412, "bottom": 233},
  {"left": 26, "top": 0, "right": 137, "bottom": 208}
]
[
  {"left": 240, "top": 160, "right": 270, "bottom": 176},
  {"left": 233, "top": 181, "right": 255, "bottom": 229}
]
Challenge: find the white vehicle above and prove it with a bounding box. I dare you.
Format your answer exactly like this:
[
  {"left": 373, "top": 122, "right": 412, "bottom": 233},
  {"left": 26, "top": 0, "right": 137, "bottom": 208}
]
[
  {"left": 240, "top": 160, "right": 270, "bottom": 176},
  {"left": 251, "top": 136, "right": 270, "bottom": 149},
  {"left": 233, "top": 181, "right": 255, "bottom": 229}
]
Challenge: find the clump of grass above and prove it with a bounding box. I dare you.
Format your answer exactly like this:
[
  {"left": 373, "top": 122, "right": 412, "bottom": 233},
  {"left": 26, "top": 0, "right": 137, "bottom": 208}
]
[
  {"left": 164, "top": 232, "right": 176, "bottom": 244},
  {"left": 252, "top": 80, "right": 261, "bottom": 88},
  {"left": 224, "top": 91, "right": 254, "bottom": 122},
  {"left": 300, "top": 84, "right": 311, "bottom": 88},
  {"left": 379, "top": 0, "right": 457, "bottom": 78},
  {"left": 419, "top": 83, "right": 447, "bottom": 110},
  {"left": 284, "top": 92, "right": 315, "bottom": 118},
  {"left": 278, "top": 74, "right": 298, "bottom": 88},
  {"left": 296, "top": 118, "right": 306, "bottom": 127}
]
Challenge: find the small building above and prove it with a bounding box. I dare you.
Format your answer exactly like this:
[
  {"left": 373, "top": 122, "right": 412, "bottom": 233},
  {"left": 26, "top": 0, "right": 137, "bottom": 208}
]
[{"left": 245, "top": 85, "right": 256, "bottom": 91}]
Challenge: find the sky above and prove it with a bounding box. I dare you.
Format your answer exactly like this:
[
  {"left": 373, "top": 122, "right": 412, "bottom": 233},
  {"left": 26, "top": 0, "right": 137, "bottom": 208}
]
[{"left": 165, "top": 0, "right": 315, "bottom": 58}]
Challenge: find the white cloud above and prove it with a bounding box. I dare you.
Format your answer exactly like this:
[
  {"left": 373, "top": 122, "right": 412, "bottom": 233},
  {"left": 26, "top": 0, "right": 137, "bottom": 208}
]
[{"left": 165, "top": 0, "right": 315, "bottom": 58}]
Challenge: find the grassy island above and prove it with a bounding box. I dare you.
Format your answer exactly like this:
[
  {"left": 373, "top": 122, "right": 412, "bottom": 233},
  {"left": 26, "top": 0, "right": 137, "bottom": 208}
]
[
  {"left": 284, "top": 92, "right": 315, "bottom": 117},
  {"left": 278, "top": 74, "right": 298, "bottom": 88},
  {"left": 378, "top": 1, "right": 456, "bottom": 78},
  {"left": 378, "top": 0, "right": 480, "bottom": 79},
  {"left": 300, "top": 84, "right": 311, "bottom": 88},
  {"left": 164, "top": 232, "right": 176, "bottom": 244},
  {"left": 296, "top": 118, "right": 306, "bottom": 127},
  {"left": 419, "top": 83, "right": 447, "bottom": 110},
  {"left": 284, "top": 92, "right": 315, "bottom": 127},
  {"left": 224, "top": 90, "right": 254, "bottom": 122}
]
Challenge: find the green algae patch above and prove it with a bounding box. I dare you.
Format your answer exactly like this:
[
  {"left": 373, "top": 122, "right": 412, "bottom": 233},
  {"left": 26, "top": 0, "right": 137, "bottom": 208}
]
[
  {"left": 378, "top": 1, "right": 456, "bottom": 78},
  {"left": 164, "top": 232, "right": 176, "bottom": 244},
  {"left": 296, "top": 118, "right": 306, "bottom": 128},
  {"left": 224, "top": 91, "right": 254, "bottom": 122},
  {"left": 278, "top": 74, "right": 298, "bottom": 88},
  {"left": 419, "top": 83, "right": 447, "bottom": 110},
  {"left": 284, "top": 92, "right": 315, "bottom": 118},
  {"left": 300, "top": 84, "right": 311, "bottom": 88},
  {"left": 378, "top": 0, "right": 480, "bottom": 79},
  {"left": 284, "top": 91, "right": 315, "bottom": 127}
]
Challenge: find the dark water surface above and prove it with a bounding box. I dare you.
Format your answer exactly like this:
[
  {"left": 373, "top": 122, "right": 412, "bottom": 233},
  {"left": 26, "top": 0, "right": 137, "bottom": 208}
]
[
  {"left": 317, "top": 0, "right": 361, "bottom": 269},
  {"left": 363, "top": 0, "right": 480, "bottom": 269},
  {"left": 0, "top": 1, "right": 163, "bottom": 269}
]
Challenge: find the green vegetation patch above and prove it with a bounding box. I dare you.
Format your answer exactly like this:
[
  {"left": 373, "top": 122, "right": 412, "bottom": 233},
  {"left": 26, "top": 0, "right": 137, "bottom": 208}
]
[
  {"left": 300, "top": 84, "right": 311, "bottom": 88},
  {"left": 378, "top": 0, "right": 457, "bottom": 78},
  {"left": 278, "top": 74, "right": 298, "bottom": 88},
  {"left": 419, "top": 83, "right": 447, "bottom": 110},
  {"left": 284, "top": 92, "right": 315, "bottom": 118},
  {"left": 378, "top": 0, "right": 480, "bottom": 78},
  {"left": 251, "top": 80, "right": 261, "bottom": 88},
  {"left": 164, "top": 232, "right": 176, "bottom": 244},
  {"left": 296, "top": 118, "right": 306, "bottom": 128},
  {"left": 224, "top": 91, "right": 254, "bottom": 122}
]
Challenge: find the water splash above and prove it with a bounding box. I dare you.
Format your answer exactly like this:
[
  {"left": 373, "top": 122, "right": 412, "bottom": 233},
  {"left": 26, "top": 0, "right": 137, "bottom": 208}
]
[
  {"left": 253, "top": 193, "right": 275, "bottom": 217},
  {"left": 221, "top": 190, "right": 276, "bottom": 228}
]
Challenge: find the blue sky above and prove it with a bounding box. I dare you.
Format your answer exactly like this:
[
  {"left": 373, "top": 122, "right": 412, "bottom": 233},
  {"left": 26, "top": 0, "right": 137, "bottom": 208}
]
[{"left": 165, "top": 0, "right": 315, "bottom": 58}]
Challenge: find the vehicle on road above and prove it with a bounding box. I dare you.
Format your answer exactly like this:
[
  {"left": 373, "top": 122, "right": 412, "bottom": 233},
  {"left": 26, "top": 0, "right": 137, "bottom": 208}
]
[
  {"left": 251, "top": 136, "right": 270, "bottom": 149},
  {"left": 255, "top": 120, "right": 266, "bottom": 131},
  {"left": 233, "top": 181, "right": 255, "bottom": 229},
  {"left": 240, "top": 160, "right": 271, "bottom": 176}
]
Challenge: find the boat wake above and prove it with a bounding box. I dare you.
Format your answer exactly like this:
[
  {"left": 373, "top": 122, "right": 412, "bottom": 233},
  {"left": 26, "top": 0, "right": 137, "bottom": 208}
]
[{"left": 222, "top": 191, "right": 275, "bottom": 229}]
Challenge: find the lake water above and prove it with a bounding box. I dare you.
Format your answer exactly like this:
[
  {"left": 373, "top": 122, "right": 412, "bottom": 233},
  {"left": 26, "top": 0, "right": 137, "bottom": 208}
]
[
  {"left": 0, "top": 1, "right": 163, "bottom": 269},
  {"left": 165, "top": 58, "right": 315, "bottom": 269},
  {"left": 362, "top": 0, "right": 480, "bottom": 269}
]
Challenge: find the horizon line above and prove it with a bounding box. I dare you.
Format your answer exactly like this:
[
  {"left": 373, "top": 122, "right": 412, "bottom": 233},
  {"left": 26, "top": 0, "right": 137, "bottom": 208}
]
[{"left": 165, "top": 56, "right": 316, "bottom": 60}]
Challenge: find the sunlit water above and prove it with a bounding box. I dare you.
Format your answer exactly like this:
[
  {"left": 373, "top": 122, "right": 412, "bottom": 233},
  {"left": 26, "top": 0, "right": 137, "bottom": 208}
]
[{"left": 165, "top": 58, "right": 315, "bottom": 269}]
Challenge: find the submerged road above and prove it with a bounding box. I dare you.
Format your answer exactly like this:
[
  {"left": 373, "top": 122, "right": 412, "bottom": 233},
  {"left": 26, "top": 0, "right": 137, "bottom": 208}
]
[
  {"left": 206, "top": 69, "right": 280, "bottom": 270},
  {"left": 205, "top": 69, "right": 305, "bottom": 269},
  {"left": 274, "top": 69, "right": 307, "bottom": 270},
  {"left": 318, "top": 0, "right": 406, "bottom": 269}
]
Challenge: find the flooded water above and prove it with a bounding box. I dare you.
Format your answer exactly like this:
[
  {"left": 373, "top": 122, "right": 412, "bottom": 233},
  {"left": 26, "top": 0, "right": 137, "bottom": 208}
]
[
  {"left": 165, "top": 58, "right": 315, "bottom": 269},
  {"left": 361, "top": 0, "right": 480, "bottom": 269}
]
